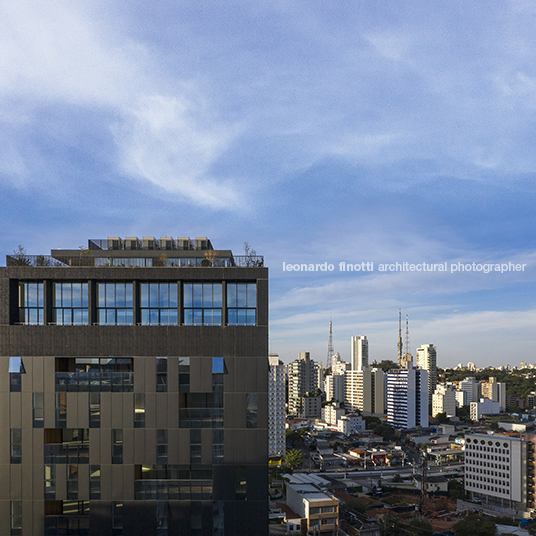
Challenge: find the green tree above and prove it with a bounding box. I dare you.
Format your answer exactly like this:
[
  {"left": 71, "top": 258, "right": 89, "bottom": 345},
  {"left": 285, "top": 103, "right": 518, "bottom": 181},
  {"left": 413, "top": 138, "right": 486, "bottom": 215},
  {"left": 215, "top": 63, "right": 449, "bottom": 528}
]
[
  {"left": 453, "top": 514, "right": 497, "bottom": 536},
  {"left": 284, "top": 449, "right": 303, "bottom": 470},
  {"left": 375, "top": 360, "right": 399, "bottom": 372},
  {"left": 343, "top": 498, "right": 368, "bottom": 514},
  {"left": 448, "top": 479, "right": 467, "bottom": 500}
]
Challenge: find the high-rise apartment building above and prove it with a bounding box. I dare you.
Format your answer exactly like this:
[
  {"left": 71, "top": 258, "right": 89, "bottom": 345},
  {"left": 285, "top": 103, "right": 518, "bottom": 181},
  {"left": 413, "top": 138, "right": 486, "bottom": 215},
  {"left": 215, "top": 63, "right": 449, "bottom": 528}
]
[
  {"left": 459, "top": 377, "right": 480, "bottom": 404},
  {"left": 351, "top": 336, "right": 368, "bottom": 371},
  {"left": 416, "top": 344, "right": 437, "bottom": 402},
  {"left": 287, "top": 352, "right": 317, "bottom": 416},
  {"left": 0, "top": 237, "right": 268, "bottom": 536},
  {"left": 268, "top": 355, "right": 285, "bottom": 457},
  {"left": 386, "top": 368, "right": 429, "bottom": 429},
  {"left": 431, "top": 384, "right": 457, "bottom": 418},
  {"left": 480, "top": 377, "right": 506, "bottom": 411},
  {"left": 344, "top": 367, "right": 384, "bottom": 417}
]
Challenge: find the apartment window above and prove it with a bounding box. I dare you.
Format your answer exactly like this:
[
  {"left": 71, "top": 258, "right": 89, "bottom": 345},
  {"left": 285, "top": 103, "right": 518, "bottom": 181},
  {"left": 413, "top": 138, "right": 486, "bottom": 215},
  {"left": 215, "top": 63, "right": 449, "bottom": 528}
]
[
  {"left": 157, "top": 429, "right": 168, "bottom": 464},
  {"left": 246, "top": 393, "right": 258, "bottom": 428},
  {"left": 156, "top": 357, "right": 168, "bottom": 392},
  {"left": 227, "top": 283, "right": 256, "bottom": 325},
  {"left": 190, "top": 430, "right": 202, "bottom": 464},
  {"left": 18, "top": 282, "right": 44, "bottom": 324},
  {"left": 56, "top": 393, "right": 67, "bottom": 428},
  {"left": 112, "top": 502, "right": 124, "bottom": 536},
  {"left": 90, "top": 465, "right": 101, "bottom": 499},
  {"left": 134, "top": 393, "right": 145, "bottom": 428},
  {"left": 97, "top": 283, "right": 133, "bottom": 325},
  {"left": 44, "top": 465, "right": 56, "bottom": 499},
  {"left": 179, "top": 357, "right": 190, "bottom": 393},
  {"left": 183, "top": 283, "right": 222, "bottom": 325},
  {"left": 112, "top": 429, "right": 123, "bottom": 464},
  {"left": 9, "top": 357, "right": 25, "bottom": 392},
  {"left": 213, "top": 429, "right": 224, "bottom": 465},
  {"left": 54, "top": 282, "right": 88, "bottom": 325},
  {"left": 89, "top": 393, "right": 100, "bottom": 428},
  {"left": 141, "top": 283, "right": 178, "bottom": 325},
  {"left": 212, "top": 357, "right": 225, "bottom": 374},
  {"left": 235, "top": 467, "right": 246, "bottom": 500},
  {"left": 10, "top": 429, "right": 22, "bottom": 464},
  {"left": 67, "top": 465, "right": 78, "bottom": 499},
  {"left": 10, "top": 501, "right": 22, "bottom": 536},
  {"left": 33, "top": 392, "right": 44, "bottom": 428}
]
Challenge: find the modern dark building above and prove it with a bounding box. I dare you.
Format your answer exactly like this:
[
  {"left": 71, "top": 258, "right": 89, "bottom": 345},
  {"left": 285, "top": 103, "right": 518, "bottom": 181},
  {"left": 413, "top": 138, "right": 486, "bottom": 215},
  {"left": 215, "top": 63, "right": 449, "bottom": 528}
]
[{"left": 0, "top": 237, "right": 268, "bottom": 536}]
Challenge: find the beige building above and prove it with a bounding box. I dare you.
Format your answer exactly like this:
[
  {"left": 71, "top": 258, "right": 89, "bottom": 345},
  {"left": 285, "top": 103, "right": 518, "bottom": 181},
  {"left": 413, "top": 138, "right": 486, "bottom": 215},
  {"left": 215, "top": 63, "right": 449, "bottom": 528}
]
[
  {"left": 286, "top": 482, "right": 339, "bottom": 536},
  {"left": 432, "top": 384, "right": 458, "bottom": 417},
  {"left": 344, "top": 367, "right": 384, "bottom": 416}
]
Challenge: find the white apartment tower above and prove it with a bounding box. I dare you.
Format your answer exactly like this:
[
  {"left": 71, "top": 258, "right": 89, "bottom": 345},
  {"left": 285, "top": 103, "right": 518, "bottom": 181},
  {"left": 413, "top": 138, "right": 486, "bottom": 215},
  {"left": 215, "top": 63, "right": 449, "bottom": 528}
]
[
  {"left": 432, "top": 384, "right": 458, "bottom": 417},
  {"left": 386, "top": 368, "right": 429, "bottom": 429},
  {"left": 459, "top": 377, "right": 480, "bottom": 404},
  {"left": 268, "top": 354, "right": 286, "bottom": 456},
  {"left": 351, "top": 335, "right": 369, "bottom": 371},
  {"left": 416, "top": 343, "right": 437, "bottom": 401}
]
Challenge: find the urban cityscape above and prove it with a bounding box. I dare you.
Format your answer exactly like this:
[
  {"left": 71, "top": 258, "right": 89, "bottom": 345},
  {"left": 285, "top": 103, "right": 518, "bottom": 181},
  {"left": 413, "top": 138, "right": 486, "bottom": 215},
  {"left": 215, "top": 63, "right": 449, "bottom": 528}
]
[
  {"left": 2, "top": 236, "right": 536, "bottom": 535},
  {"left": 2, "top": 2, "right": 536, "bottom": 536}
]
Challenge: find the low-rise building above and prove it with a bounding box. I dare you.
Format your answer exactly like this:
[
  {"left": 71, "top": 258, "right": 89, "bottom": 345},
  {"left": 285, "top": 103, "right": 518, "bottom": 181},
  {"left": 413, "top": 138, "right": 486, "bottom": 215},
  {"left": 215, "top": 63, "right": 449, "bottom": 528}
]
[
  {"left": 286, "top": 483, "right": 339, "bottom": 535},
  {"left": 338, "top": 414, "right": 365, "bottom": 436},
  {"left": 470, "top": 398, "right": 501, "bottom": 421}
]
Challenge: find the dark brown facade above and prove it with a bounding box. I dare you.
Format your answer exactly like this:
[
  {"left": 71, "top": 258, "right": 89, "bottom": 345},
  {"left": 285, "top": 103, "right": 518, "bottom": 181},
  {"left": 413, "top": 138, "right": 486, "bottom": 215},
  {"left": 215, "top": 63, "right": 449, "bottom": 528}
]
[{"left": 0, "top": 239, "right": 268, "bottom": 536}]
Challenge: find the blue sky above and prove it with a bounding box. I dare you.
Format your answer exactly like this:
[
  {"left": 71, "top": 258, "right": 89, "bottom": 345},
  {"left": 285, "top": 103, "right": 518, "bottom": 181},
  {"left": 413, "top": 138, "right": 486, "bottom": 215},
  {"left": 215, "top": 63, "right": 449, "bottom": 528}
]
[{"left": 1, "top": 0, "right": 536, "bottom": 368}]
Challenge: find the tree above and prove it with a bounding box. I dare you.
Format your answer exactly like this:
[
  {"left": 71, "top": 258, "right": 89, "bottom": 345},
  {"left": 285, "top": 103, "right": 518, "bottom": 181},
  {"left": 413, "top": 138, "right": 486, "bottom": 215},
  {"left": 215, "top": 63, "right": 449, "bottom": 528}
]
[
  {"left": 448, "top": 479, "right": 467, "bottom": 500},
  {"left": 375, "top": 360, "right": 399, "bottom": 372},
  {"left": 453, "top": 514, "right": 497, "bottom": 536},
  {"left": 285, "top": 429, "right": 302, "bottom": 448},
  {"left": 284, "top": 449, "right": 303, "bottom": 470},
  {"left": 408, "top": 518, "right": 433, "bottom": 536},
  {"left": 392, "top": 473, "right": 403, "bottom": 483}
]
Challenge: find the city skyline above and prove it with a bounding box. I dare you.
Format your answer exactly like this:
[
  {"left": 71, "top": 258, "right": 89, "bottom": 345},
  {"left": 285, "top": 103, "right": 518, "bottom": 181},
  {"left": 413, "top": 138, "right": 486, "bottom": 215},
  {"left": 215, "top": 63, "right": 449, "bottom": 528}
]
[{"left": 1, "top": 2, "right": 536, "bottom": 367}]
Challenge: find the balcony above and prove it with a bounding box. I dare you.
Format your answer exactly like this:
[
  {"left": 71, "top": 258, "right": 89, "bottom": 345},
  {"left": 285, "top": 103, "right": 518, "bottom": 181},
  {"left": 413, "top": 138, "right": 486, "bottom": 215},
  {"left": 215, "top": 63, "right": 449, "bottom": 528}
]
[{"left": 6, "top": 254, "right": 263, "bottom": 268}]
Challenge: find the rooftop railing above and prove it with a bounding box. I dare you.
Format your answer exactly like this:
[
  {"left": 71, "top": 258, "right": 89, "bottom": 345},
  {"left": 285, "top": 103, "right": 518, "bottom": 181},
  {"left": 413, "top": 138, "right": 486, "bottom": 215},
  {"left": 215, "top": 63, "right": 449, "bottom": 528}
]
[{"left": 6, "top": 254, "right": 264, "bottom": 268}]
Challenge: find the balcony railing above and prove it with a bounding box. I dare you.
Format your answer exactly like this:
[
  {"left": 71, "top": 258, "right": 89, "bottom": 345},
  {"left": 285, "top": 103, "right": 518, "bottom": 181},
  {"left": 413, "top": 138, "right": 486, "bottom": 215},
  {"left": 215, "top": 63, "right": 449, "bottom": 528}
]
[{"left": 6, "top": 254, "right": 264, "bottom": 268}]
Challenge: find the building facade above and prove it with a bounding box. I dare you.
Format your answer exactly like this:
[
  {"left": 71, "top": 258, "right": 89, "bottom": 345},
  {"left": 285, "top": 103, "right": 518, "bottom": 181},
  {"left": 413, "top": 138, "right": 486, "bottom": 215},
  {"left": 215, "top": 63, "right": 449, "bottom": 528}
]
[
  {"left": 351, "top": 336, "right": 368, "bottom": 371},
  {"left": 431, "top": 384, "right": 457, "bottom": 418},
  {"left": 386, "top": 368, "right": 428, "bottom": 430},
  {"left": 268, "top": 354, "right": 285, "bottom": 458},
  {"left": 415, "top": 344, "right": 437, "bottom": 402},
  {"left": 464, "top": 433, "right": 529, "bottom": 514},
  {"left": 287, "top": 352, "right": 317, "bottom": 416},
  {"left": 1, "top": 237, "right": 268, "bottom": 536}
]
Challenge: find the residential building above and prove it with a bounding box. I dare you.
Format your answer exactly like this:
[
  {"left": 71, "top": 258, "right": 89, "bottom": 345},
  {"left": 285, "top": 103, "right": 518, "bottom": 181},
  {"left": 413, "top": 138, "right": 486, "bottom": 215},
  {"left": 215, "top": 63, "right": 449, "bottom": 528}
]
[
  {"left": 386, "top": 368, "right": 429, "bottom": 429},
  {"left": 470, "top": 398, "right": 501, "bottom": 421},
  {"left": 300, "top": 395, "right": 321, "bottom": 419},
  {"left": 432, "top": 384, "right": 458, "bottom": 418},
  {"left": 480, "top": 377, "right": 506, "bottom": 411},
  {"left": 322, "top": 403, "right": 345, "bottom": 427},
  {"left": 344, "top": 367, "right": 384, "bottom": 417},
  {"left": 337, "top": 414, "right": 364, "bottom": 436},
  {"left": 288, "top": 352, "right": 317, "bottom": 416},
  {"left": 286, "top": 482, "right": 339, "bottom": 536},
  {"left": 1, "top": 236, "right": 268, "bottom": 536},
  {"left": 459, "top": 376, "right": 480, "bottom": 404},
  {"left": 351, "top": 336, "right": 368, "bottom": 371},
  {"left": 455, "top": 389, "right": 468, "bottom": 408},
  {"left": 268, "top": 354, "right": 286, "bottom": 457},
  {"left": 330, "top": 353, "right": 350, "bottom": 376},
  {"left": 324, "top": 374, "right": 344, "bottom": 404},
  {"left": 416, "top": 344, "right": 437, "bottom": 401}
]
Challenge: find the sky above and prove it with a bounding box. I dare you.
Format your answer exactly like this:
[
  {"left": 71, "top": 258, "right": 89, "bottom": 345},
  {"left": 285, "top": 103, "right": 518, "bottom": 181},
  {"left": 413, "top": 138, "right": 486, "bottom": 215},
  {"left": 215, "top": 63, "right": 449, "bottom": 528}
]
[{"left": 1, "top": 0, "right": 536, "bottom": 368}]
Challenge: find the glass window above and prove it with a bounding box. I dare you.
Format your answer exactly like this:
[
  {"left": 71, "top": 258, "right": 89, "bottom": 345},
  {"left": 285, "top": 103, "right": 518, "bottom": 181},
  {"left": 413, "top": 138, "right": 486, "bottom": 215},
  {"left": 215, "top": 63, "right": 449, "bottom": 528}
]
[
  {"left": 10, "top": 429, "right": 22, "bottom": 464},
  {"left": 10, "top": 501, "right": 22, "bottom": 536},
  {"left": 44, "top": 465, "right": 56, "bottom": 499},
  {"left": 226, "top": 283, "right": 256, "bottom": 325},
  {"left": 9, "top": 357, "right": 25, "bottom": 392},
  {"left": 179, "top": 357, "right": 190, "bottom": 393},
  {"left": 134, "top": 393, "right": 145, "bottom": 428},
  {"left": 156, "top": 357, "right": 168, "bottom": 392},
  {"left": 33, "top": 392, "right": 44, "bottom": 428},
  {"left": 183, "top": 283, "right": 222, "bottom": 326},
  {"left": 54, "top": 283, "right": 89, "bottom": 325},
  {"left": 97, "top": 283, "right": 133, "bottom": 325},
  {"left": 56, "top": 393, "right": 67, "bottom": 428},
  {"left": 90, "top": 465, "right": 101, "bottom": 500},
  {"left": 157, "top": 429, "right": 168, "bottom": 464},
  {"left": 67, "top": 464, "right": 78, "bottom": 499},
  {"left": 246, "top": 393, "right": 258, "bottom": 428},
  {"left": 112, "top": 429, "right": 123, "bottom": 464},
  {"left": 212, "top": 357, "right": 225, "bottom": 374},
  {"left": 89, "top": 393, "right": 100, "bottom": 428},
  {"left": 18, "top": 282, "right": 44, "bottom": 325},
  {"left": 140, "top": 283, "right": 178, "bottom": 325}
]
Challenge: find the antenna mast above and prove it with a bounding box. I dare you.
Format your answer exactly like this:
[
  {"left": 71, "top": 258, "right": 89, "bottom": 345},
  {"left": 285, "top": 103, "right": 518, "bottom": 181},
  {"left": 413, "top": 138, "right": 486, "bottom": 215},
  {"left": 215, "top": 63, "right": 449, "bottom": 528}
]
[
  {"left": 397, "top": 309, "right": 403, "bottom": 366},
  {"left": 327, "top": 316, "right": 334, "bottom": 368}
]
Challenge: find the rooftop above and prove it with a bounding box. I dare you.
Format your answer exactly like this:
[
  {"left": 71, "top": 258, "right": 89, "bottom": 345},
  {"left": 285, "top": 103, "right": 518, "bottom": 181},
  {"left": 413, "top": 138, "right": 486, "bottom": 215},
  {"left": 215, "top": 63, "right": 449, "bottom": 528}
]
[{"left": 6, "top": 237, "right": 264, "bottom": 268}]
